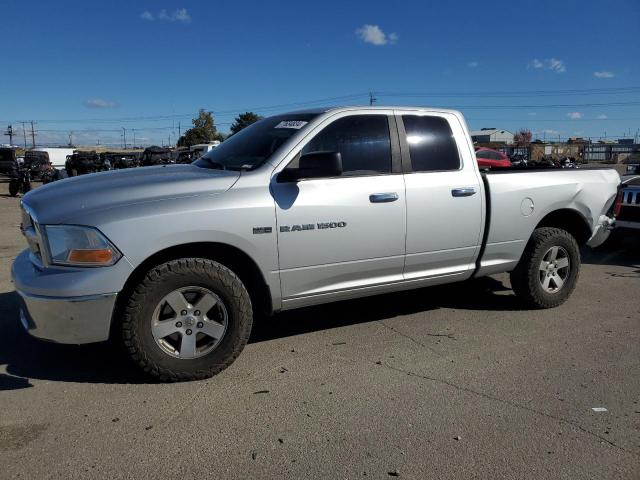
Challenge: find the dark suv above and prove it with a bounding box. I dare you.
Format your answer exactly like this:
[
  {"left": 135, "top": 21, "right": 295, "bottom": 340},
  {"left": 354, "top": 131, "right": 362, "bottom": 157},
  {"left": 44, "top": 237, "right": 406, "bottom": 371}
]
[{"left": 0, "top": 147, "right": 18, "bottom": 176}]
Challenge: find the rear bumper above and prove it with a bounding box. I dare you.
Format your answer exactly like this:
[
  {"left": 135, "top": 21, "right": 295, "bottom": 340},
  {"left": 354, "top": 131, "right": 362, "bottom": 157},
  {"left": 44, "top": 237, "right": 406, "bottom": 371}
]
[
  {"left": 17, "top": 291, "right": 116, "bottom": 344},
  {"left": 587, "top": 215, "right": 615, "bottom": 248}
]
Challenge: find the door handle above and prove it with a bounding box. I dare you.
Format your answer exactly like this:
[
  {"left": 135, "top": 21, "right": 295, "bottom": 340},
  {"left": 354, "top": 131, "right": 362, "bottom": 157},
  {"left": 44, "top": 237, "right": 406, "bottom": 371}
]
[
  {"left": 451, "top": 187, "right": 476, "bottom": 197},
  {"left": 369, "top": 192, "right": 399, "bottom": 203}
]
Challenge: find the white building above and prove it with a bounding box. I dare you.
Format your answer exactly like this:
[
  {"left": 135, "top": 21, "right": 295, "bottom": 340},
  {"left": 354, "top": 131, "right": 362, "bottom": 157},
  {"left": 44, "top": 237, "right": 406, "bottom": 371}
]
[{"left": 470, "top": 128, "right": 514, "bottom": 144}]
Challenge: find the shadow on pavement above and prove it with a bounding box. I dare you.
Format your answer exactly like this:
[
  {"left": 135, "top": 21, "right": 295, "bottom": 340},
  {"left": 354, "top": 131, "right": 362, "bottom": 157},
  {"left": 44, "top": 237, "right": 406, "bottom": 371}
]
[
  {"left": 1, "top": 234, "right": 637, "bottom": 387},
  {"left": 0, "top": 277, "right": 516, "bottom": 387},
  {"left": 582, "top": 231, "right": 640, "bottom": 271}
]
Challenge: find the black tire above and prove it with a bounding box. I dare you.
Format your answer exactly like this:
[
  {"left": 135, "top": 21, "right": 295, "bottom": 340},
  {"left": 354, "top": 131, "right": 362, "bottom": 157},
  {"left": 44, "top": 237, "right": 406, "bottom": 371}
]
[
  {"left": 510, "top": 227, "right": 580, "bottom": 309},
  {"left": 8, "top": 179, "right": 20, "bottom": 197},
  {"left": 22, "top": 180, "right": 31, "bottom": 194},
  {"left": 121, "top": 258, "right": 253, "bottom": 381}
]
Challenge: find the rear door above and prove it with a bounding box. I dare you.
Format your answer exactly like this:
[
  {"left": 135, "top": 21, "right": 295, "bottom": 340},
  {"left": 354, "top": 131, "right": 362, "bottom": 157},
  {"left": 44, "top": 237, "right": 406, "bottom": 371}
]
[
  {"left": 397, "top": 111, "right": 484, "bottom": 280},
  {"left": 272, "top": 111, "right": 406, "bottom": 302}
]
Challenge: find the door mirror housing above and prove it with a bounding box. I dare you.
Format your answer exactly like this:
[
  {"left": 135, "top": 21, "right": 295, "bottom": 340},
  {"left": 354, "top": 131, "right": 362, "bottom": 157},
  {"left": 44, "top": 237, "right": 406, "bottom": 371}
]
[{"left": 277, "top": 151, "right": 342, "bottom": 183}]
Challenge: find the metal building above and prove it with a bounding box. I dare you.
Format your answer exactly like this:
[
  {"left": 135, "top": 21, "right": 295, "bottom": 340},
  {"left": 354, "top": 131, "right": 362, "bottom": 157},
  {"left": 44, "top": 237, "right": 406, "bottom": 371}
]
[{"left": 470, "top": 128, "right": 514, "bottom": 144}]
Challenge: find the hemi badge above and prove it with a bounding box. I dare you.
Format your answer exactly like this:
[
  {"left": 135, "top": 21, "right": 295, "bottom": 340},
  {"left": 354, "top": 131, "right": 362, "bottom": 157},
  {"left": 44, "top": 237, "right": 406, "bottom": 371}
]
[{"left": 253, "top": 227, "right": 273, "bottom": 234}]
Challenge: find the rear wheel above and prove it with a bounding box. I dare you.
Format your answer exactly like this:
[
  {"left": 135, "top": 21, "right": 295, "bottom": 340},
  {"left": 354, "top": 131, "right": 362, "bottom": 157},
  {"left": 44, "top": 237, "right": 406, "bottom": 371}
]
[
  {"left": 121, "top": 258, "right": 253, "bottom": 381},
  {"left": 510, "top": 227, "right": 580, "bottom": 309}
]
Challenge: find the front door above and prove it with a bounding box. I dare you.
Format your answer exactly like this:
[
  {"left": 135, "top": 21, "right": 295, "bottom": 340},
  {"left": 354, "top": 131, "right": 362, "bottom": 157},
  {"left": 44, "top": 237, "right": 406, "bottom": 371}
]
[{"left": 272, "top": 112, "right": 406, "bottom": 302}]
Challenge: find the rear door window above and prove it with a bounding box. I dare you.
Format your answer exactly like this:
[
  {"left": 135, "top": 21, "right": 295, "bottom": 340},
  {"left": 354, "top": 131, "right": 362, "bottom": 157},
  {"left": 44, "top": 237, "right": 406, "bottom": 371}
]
[{"left": 402, "top": 115, "right": 460, "bottom": 172}]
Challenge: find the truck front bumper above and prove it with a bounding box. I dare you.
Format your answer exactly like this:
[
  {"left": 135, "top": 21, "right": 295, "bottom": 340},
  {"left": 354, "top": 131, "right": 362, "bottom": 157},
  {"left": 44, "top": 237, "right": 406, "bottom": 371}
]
[
  {"left": 17, "top": 291, "right": 117, "bottom": 344},
  {"left": 11, "top": 249, "right": 129, "bottom": 344}
]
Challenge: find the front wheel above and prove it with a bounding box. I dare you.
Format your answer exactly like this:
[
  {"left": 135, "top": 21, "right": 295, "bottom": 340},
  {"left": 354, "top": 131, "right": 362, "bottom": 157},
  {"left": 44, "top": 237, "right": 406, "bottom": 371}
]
[
  {"left": 121, "top": 258, "right": 253, "bottom": 381},
  {"left": 510, "top": 227, "right": 580, "bottom": 309}
]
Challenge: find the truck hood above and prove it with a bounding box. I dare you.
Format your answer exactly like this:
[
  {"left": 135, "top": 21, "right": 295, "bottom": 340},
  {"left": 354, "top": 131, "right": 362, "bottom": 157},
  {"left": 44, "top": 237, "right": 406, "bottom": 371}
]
[{"left": 23, "top": 164, "right": 240, "bottom": 224}]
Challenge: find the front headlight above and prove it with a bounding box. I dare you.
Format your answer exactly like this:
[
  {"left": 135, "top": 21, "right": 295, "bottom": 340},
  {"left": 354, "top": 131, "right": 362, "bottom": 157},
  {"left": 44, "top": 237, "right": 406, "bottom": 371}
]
[{"left": 43, "top": 225, "right": 122, "bottom": 267}]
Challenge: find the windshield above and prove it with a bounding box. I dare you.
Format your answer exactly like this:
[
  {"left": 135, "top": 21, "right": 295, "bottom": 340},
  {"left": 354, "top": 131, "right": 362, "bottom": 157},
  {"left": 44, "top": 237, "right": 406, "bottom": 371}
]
[{"left": 194, "top": 113, "right": 319, "bottom": 171}]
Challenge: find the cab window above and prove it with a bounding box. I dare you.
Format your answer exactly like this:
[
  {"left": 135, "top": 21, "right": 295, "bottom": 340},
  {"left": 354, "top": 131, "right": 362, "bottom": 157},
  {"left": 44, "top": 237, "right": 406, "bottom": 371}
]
[
  {"left": 402, "top": 115, "right": 460, "bottom": 172},
  {"left": 299, "top": 115, "right": 392, "bottom": 176}
]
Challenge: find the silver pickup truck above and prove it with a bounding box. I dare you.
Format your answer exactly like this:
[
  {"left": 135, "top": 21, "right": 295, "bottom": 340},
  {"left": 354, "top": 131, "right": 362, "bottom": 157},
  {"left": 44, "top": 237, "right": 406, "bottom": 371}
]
[{"left": 12, "top": 106, "right": 620, "bottom": 381}]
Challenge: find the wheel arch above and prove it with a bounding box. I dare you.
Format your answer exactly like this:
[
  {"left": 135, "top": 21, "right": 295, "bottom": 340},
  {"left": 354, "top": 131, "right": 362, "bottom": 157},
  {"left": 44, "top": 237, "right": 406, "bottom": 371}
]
[
  {"left": 535, "top": 208, "right": 592, "bottom": 246},
  {"left": 112, "top": 242, "right": 273, "bottom": 336}
]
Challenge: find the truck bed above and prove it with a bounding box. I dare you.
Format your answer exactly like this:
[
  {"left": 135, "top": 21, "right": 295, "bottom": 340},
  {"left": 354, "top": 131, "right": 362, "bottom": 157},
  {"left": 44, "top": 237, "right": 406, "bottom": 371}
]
[{"left": 476, "top": 167, "right": 619, "bottom": 276}]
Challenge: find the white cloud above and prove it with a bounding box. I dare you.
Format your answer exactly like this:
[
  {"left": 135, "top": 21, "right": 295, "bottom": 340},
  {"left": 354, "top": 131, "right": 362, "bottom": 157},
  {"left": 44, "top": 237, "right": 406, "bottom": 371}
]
[
  {"left": 528, "top": 57, "right": 566, "bottom": 73},
  {"left": 593, "top": 71, "right": 615, "bottom": 78},
  {"left": 140, "top": 8, "right": 190, "bottom": 23},
  {"left": 567, "top": 112, "right": 583, "bottom": 120},
  {"left": 527, "top": 112, "right": 537, "bottom": 116},
  {"left": 467, "top": 61, "right": 479, "bottom": 68},
  {"left": 544, "top": 129, "right": 560, "bottom": 135},
  {"left": 597, "top": 114, "right": 608, "bottom": 119},
  {"left": 84, "top": 98, "right": 117, "bottom": 109},
  {"left": 174, "top": 8, "right": 191, "bottom": 22},
  {"left": 356, "top": 25, "right": 397, "bottom": 46}
]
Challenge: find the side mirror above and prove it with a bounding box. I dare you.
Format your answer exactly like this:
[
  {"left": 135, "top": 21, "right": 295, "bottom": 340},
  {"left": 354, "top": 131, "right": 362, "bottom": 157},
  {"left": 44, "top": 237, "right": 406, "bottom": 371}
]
[{"left": 277, "top": 151, "right": 342, "bottom": 183}]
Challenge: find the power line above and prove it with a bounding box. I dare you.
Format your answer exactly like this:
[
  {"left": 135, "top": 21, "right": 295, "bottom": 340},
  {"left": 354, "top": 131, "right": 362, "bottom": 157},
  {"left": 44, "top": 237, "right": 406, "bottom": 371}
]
[
  {"left": 2, "top": 86, "right": 640, "bottom": 126},
  {"left": 376, "top": 86, "right": 640, "bottom": 98}
]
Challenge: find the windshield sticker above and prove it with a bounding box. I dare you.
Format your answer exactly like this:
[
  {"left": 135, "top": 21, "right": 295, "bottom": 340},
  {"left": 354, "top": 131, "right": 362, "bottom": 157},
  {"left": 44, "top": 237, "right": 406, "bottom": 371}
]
[{"left": 275, "top": 120, "right": 308, "bottom": 129}]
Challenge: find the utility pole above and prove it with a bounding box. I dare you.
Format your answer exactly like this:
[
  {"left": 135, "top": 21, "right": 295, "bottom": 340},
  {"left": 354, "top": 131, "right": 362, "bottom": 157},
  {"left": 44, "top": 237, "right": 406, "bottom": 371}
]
[
  {"left": 122, "top": 127, "right": 127, "bottom": 149},
  {"left": 178, "top": 121, "right": 181, "bottom": 139},
  {"left": 131, "top": 129, "right": 136, "bottom": 148},
  {"left": 68, "top": 131, "right": 73, "bottom": 146},
  {"left": 21, "top": 122, "right": 27, "bottom": 148},
  {"left": 3, "top": 124, "right": 13, "bottom": 145},
  {"left": 30, "top": 121, "right": 36, "bottom": 148},
  {"left": 369, "top": 91, "right": 377, "bottom": 106}
]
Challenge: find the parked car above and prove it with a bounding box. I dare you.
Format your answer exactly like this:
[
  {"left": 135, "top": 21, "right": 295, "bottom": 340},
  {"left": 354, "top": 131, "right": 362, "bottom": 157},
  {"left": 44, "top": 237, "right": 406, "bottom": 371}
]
[
  {"left": 65, "top": 151, "right": 111, "bottom": 177},
  {"left": 140, "top": 146, "right": 173, "bottom": 166},
  {"left": 23, "top": 150, "right": 54, "bottom": 181},
  {"left": 613, "top": 175, "right": 640, "bottom": 231},
  {"left": 625, "top": 163, "right": 640, "bottom": 175},
  {"left": 475, "top": 147, "right": 511, "bottom": 168},
  {"left": 13, "top": 106, "right": 619, "bottom": 381},
  {"left": 102, "top": 152, "right": 141, "bottom": 170},
  {"left": 0, "top": 147, "right": 18, "bottom": 176},
  {"left": 173, "top": 150, "right": 195, "bottom": 164},
  {"left": 28, "top": 147, "right": 74, "bottom": 170},
  {"left": 8, "top": 163, "right": 32, "bottom": 197}
]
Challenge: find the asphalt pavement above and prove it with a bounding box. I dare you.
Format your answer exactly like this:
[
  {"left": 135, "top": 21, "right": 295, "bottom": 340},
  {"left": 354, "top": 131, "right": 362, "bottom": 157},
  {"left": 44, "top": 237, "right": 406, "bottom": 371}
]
[{"left": 0, "top": 182, "right": 638, "bottom": 479}]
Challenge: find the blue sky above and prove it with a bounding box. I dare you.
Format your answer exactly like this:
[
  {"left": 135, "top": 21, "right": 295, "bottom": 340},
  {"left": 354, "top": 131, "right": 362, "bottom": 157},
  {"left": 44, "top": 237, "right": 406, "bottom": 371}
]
[{"left": 1, "top": 0, "right": 639, "bottom": 147}]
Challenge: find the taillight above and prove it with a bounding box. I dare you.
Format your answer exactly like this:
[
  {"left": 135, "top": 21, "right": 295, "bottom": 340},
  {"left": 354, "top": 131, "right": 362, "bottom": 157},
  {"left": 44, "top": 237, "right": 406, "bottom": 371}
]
[{"left": 613, "top": 190, "right": 624, "bottom": 217}]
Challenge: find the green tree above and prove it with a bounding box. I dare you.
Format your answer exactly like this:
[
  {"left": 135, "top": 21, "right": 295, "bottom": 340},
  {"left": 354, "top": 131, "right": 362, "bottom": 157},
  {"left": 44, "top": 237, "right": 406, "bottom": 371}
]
[
  {"left": 230, "top": 112, "right": 263, "bottom": 135},
  {"left": 177, "top": 109, "right": 224, "bottom": 147}
]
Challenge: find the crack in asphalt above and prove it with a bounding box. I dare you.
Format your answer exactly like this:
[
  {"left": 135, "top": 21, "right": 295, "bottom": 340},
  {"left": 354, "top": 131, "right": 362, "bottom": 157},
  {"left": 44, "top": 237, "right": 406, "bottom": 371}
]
[
  {"left": 382, "top": 362, "right": 638, "bottom": 458},
  {"left": 379, "top": 320, "right": 444, "bottom": 358}
]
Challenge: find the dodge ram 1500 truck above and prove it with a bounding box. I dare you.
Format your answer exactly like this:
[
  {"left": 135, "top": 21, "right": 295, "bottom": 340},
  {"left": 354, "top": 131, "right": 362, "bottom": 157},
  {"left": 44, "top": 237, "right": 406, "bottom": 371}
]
[{"left": 12, "top": 106, "right": 620, "bottom": 381}]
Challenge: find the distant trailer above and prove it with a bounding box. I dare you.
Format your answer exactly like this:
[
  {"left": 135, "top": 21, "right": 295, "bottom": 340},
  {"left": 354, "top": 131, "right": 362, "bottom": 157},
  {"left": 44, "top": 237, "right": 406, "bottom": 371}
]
[
  {"left": 30, "top": 147, "right": 75, "bottom": 169},
  {"left": 190, "top": 142, "right": 220, "bottom": 159}
]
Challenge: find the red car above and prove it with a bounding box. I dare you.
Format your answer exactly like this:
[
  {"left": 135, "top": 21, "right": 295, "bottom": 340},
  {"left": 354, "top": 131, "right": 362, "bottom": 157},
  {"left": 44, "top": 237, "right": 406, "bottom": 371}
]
[{"left": 475, "top": 147, "right": 511, "bottom": 168}]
